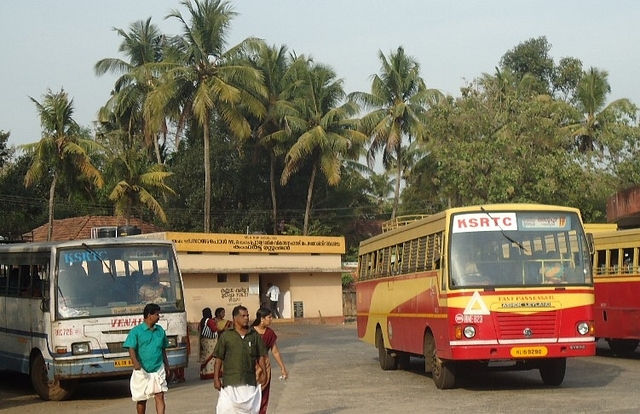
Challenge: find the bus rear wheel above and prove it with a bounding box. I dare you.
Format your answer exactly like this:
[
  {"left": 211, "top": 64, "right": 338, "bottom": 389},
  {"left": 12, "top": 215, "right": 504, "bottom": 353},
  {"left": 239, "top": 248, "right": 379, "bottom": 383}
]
[
  {"left": 424, "top": 332, "right": 456, "bottom": 389},
  {"left": 30, "top": 352, "right": 77, "bottom": 401},
  {"left": 539, "top": 358, "right": 566, "bottom": 386},
  {"left": 606, "top": 339, "right": 639, "bottom": 356},
  {"left": 376, "top": 328, "right": 398, "bottom": 370}
]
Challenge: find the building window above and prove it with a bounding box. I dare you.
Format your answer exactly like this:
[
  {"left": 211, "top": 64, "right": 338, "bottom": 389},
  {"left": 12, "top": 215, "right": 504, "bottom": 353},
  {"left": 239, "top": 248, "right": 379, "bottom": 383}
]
[
  {"left": 217, "top": 273, "right": 227, "bottom": 283},
  {"left": 240, "top": 273, "right": 249, "bottom": 282}
]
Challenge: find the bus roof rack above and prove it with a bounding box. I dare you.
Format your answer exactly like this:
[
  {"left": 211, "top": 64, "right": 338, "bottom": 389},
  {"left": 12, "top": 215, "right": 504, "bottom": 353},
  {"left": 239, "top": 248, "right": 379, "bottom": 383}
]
[{"left": 381, "top": 215, "right": 430, "bottom": 232}]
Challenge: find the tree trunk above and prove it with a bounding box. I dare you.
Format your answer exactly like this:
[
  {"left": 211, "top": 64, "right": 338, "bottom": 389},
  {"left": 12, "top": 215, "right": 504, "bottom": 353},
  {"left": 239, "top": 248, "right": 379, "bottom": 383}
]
[
  {"left": 47, "top": 174, "right": 58, "bottom": 242},
  {"left": 154, "top": 130, "right": 163, "bottom": 165},
  {"left": 270, "top": 151, "right": 278, "bottom": 234},
  {"left": 203, "top": 114, "right": 211, "bottom": 233},
  {"left": 391, "top": 157, "right": 402, "bottom": 220},
  {"left": 125, "top": 199, "right": 132, "bottom": 226},
  {"left": 303, "top": 163, "right": 317, "bottom": 236}
]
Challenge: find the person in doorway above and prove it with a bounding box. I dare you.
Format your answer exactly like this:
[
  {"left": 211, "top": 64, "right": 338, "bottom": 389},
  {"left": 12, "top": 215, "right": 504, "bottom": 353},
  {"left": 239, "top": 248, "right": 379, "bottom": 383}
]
[
  {"left": 123, "top": 303, "right": 170, "bottom": 414},
  {"left": 214, "top": 307, "right": 233, "bottom": 331},
  {"left": 252, "top": 307, "right": 288, "bottom": 414},
  {"left": 199, "top": 307, "right": 219, "bottom": 380},
  {"left": 265, "top": 283, "right": 282, "bottom": 319},
  {"left": 213, "top": 305, "right": 268, "bottom": 414}
]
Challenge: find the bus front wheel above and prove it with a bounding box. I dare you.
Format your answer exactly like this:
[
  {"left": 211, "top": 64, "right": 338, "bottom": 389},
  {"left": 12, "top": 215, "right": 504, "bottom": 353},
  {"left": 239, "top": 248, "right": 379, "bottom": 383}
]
[
  {"left": 539, "top": 358, "right": 566, "bottom": 386},
  {"left": 376, "top": 328, "right": 398, "bottom": 370},
  {"left": 30, "top": 352, "right": 77, "bottom": 401},
  {"left": 424, "top": 332, "right": 456, "bottom": 389}
]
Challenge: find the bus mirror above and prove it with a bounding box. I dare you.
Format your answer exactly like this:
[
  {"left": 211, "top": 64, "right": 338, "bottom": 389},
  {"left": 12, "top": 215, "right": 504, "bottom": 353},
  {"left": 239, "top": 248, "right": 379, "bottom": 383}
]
[{"left": 586, "top": 233, "right": 595, "bottom": 255}]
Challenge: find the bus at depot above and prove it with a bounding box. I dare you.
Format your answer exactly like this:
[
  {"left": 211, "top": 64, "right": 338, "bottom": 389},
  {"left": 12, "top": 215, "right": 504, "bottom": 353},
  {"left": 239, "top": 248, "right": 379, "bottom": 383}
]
[
  {"left": 0, "top": 237, "right": 188, "bottom": 401},
  {"left": 590, "top": 226, "right": 640, "bottom": 356},
  {"left": 356, "top": 204, "right": 596, "bottom": 389}
]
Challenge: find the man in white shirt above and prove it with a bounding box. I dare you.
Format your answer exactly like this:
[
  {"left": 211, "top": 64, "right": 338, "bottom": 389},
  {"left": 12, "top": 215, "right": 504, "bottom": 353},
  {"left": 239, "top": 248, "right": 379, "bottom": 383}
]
[{"left": 265, "top": 283, "right": 282, "bottom": 318}]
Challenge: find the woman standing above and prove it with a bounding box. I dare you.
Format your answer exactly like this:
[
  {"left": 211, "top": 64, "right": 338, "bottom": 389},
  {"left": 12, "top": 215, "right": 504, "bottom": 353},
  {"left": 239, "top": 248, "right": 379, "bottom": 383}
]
[
  {"left": 252, "top": 307, "right": 288, "bottom": 414},
  {"left": 199, "top": 307, "right": 218, "bottom": 380},
  {"left": 214, "top": 307, "right": 232, "bottom": 331}
]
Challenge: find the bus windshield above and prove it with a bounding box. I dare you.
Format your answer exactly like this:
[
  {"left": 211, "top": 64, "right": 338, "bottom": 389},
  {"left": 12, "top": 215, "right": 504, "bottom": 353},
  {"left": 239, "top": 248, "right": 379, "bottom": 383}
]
[
  {"left": 449, "top": 211, "right": 592, "bottom": 288},
  {"left": 56, "top": 244, "right": 184, "bottom": 318}
]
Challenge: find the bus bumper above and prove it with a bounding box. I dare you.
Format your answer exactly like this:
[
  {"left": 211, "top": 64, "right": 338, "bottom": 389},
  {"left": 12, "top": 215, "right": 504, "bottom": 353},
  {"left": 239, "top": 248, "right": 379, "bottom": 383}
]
[
  {"left": 49, "top": 347, "right": 189, "bottom": 381},
  {"left": 448, "top": 340, "right": 596, "bottom": 361}
]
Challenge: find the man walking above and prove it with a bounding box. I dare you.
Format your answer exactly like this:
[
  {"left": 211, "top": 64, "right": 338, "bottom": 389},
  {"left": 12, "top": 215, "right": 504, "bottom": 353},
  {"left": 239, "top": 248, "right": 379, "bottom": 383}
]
[
  {"left": 265, "top": 283, "right": 282, "bottom": 319},
  {"left": 213, "top": 305, "right": 268, "bottom": 414},
  {"left": 123, "top": 303, "right": 170, "bottom": 414}
]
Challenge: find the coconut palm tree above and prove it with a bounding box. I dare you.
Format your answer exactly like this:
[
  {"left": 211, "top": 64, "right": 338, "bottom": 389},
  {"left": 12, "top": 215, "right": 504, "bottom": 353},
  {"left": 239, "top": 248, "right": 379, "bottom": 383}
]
[
  {"left": 349, "top": 46, "right": 442, "bottom": 219},
  {"left": 94, "top": 18, "right": 172, "bottom": 164},
  {"left": 569, "top": 67, "right": 636, "bottom": 153},
  {"left": 367, "top": 170, "right": 395, "bottom": 213},
  {"left": 157, "top": 0, "right": 266, "bottom": 232},
  {"left": 23, "top": 89, "right": 104, "bottom": 241},
  {"left": 248, "top": 42, "right": 305, "bottom": 233},
  {"left": 107, "top": 142, "right": 176, "bottom": 225},
  {"left": 282, "top": 62, "right": 366, "bottom": 235}
]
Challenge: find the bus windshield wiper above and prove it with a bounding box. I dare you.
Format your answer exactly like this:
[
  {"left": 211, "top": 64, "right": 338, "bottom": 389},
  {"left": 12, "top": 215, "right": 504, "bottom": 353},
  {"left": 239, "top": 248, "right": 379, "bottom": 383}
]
[
  {"left": 480, "top": 206, "right": 528, "bottom": 253},
  {"left": 82, "top": 243, "right": 115, "bottom": 280}
]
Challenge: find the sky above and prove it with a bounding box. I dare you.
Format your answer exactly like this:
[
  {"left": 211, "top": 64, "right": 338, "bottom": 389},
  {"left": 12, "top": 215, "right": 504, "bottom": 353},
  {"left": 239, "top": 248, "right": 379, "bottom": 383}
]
[{"left": 2, "top": 0, "right": 639, "bottom": 149}]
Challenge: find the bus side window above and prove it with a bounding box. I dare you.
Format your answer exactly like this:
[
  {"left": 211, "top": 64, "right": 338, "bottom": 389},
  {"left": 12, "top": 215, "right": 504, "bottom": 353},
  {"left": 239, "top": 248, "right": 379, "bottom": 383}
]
[
  {"left": 0, "top": 268, "right": 7, "bottom": 296},
  {"left": 19, "top": 265, "right": 32, "bottom": 297},
  {"left": 595, "top": 250, "right": 606, "bottom": 275},
  {"left": 31, "top": 272, "right": 43, "bottom": 298},
  {"left": 610, "top": 249, "right": 620, "bottom": 274},
  {"left": 623, "top": 248, "right": 634, "bottom": 273},
  {"left": 8, "top": 267, "right": 19, "bottom": 296}
]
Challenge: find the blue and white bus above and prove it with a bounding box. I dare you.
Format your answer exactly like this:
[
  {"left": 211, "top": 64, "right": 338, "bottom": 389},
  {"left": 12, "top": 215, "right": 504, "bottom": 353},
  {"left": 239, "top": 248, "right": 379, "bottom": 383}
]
[{"left": 0, "top": 237, "right": 188, "bottom": 400}]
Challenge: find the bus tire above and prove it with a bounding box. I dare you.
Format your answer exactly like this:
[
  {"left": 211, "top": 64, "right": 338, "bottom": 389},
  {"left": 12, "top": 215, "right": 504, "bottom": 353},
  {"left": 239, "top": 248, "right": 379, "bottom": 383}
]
[
  {"left": 539, "top": 358, "right": 566, "bottom": 386},
  {"left": 424, "top": 332, "right": 456, "bottom": 389},
  {"left": 30, "top": 352, "right": 77, "bottom": 401},
  {"left": 376, "top": 327, "right": 398, "bottom": 370},
  {"left": 606, "top": 339, "right": 639, "bottom": 356}
]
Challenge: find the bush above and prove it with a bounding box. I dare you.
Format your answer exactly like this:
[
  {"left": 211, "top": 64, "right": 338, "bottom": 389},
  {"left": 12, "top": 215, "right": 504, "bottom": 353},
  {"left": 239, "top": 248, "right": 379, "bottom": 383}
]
[{"left": 342, "top": 272, "right": 354, "bottom": 288}]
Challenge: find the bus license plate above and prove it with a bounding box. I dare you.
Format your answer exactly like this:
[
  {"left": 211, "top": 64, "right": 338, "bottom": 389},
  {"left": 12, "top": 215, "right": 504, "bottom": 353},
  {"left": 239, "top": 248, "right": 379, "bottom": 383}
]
[
  {"left": 114, "top": 359, "right": 133, "bottom": 368},
  {"left": 510, "top": 346, "right": 548, "bottom": 357}
]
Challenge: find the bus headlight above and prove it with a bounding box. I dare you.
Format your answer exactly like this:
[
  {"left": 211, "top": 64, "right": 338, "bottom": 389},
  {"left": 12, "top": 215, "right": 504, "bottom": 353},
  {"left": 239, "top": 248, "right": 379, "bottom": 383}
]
[
  {"left": 576, "top": 322, "right": 590, "bottom": 336},
  {"left": 72, "top": 342, "right": 91, "bottom": 355},
  {"left": 167, "top": 336, "right": 178, "bottom": 348},
  {"left": 463, "top": 326, "right": 476, "bottom": 339}
]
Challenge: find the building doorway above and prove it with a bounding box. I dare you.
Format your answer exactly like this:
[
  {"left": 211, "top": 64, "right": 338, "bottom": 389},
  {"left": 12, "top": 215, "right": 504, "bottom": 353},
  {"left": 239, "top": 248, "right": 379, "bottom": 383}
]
[{"left": 259, "top": 274, "right": 291, "bottom": 319}]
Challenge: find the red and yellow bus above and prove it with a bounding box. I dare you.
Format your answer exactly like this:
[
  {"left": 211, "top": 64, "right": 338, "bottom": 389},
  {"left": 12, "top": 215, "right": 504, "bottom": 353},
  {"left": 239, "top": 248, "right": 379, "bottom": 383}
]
[
  {"left": 356, "top": 204, "right": 595, "bottom": 389},
  {"left": 591, "top": 227, "right": 640, "bottom": 356}
]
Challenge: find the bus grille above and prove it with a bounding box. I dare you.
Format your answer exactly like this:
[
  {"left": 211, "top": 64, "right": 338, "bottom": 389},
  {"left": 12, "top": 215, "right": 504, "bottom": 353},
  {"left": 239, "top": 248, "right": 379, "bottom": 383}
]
[
  {"left": 107, "top": 342, "right": 126, "bottom": 353},
  {"left": 496, "top": 312, "right": 557, "bottom": 339}
]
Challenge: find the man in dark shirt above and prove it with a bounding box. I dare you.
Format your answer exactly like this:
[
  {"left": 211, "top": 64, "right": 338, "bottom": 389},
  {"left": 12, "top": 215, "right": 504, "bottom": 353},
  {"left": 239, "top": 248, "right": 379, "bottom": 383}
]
[{"left": 213, "top": 305, "right": 267, "bottom": 413}]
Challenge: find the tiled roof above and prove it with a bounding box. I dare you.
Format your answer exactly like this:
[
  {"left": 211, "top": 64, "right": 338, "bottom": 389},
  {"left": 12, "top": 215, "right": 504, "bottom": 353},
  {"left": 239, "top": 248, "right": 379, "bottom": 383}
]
[{"left": 26, "top": 216, "right": 165, "bottom": 242}]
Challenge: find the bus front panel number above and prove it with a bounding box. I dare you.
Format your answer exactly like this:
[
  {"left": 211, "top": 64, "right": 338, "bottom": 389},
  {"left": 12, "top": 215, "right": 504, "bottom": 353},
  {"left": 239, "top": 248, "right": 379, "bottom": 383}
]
[
  {"left": 114, "top": 359, "right": 133, "bottom": 367},
  {"left": 510, "top": 346, "right": 548, "bottom": 357}
]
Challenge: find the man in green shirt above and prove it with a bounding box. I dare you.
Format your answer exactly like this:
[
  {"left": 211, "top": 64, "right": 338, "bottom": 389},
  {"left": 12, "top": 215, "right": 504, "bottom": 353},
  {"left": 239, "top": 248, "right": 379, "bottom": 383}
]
[
  {"left": 213, "top": 305, "right": 267, "bottom": 414},
  {"left": 123, "top": 303, "right": 170, "bottom": 414}
]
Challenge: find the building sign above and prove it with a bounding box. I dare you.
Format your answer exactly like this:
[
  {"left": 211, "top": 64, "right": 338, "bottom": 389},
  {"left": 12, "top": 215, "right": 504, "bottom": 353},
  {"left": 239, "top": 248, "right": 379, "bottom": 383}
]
[
  {"left": 220, "top": 286, "right": 249, "bottom": 305},
  {"left": 166, "top": 232, "right": 345, "bottom": 254}
]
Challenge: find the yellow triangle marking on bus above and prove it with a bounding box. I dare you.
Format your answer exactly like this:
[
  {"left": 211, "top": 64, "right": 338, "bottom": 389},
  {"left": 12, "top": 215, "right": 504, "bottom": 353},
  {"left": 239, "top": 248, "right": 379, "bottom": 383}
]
[{"left": 464, "top": 291, "right": 490, "bottom": 315}]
